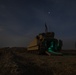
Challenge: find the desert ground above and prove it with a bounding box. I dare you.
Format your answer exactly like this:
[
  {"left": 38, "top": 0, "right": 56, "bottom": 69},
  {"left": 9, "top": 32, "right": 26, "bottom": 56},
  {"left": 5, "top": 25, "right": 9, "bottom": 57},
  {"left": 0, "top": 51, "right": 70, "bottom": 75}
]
[{"left": 0, "top": 47, "right": 76, "bottom": 75}]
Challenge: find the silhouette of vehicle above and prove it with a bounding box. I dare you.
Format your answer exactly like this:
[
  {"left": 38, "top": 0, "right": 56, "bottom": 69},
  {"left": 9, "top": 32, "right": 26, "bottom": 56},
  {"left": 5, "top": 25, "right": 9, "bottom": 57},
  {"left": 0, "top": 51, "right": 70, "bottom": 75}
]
[{"left": 27, "top": 24, "right": 63, "bottom": 55}]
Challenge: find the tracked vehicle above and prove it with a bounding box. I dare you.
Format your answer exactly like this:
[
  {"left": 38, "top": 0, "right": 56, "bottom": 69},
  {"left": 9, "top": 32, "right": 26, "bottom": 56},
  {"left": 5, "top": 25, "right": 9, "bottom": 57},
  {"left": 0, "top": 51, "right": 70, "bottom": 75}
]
[{"left": 27, "top": 24, "right": 63, "bottom": 55}]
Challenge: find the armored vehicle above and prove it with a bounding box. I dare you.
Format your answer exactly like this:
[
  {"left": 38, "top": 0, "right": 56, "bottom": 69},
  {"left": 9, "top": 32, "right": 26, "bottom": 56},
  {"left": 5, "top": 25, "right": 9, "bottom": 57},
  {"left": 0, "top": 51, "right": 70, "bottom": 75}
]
[{"left": 27, "top": 24, "right": 63, "bottom": 55}]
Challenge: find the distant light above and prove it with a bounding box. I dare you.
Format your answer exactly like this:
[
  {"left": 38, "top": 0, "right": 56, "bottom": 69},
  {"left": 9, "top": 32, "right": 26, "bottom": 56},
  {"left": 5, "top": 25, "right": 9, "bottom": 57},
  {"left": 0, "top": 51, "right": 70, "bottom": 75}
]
[{"left": 48, "top": 12, "right": 51, "bottom": 14}]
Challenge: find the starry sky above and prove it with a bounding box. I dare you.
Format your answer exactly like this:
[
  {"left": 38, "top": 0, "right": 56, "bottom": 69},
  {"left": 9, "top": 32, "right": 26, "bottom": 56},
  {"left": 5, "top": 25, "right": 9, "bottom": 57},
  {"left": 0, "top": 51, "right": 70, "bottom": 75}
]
[{"left": 0, "top": 0, "right": 76, "bottom": 49}]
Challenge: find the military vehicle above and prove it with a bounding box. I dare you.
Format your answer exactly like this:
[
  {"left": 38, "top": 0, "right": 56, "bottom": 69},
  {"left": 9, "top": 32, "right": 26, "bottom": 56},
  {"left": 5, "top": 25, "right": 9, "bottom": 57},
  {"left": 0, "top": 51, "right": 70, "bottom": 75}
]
[{"left": 27, "top": 24, "right": 63, "bottom": 55}]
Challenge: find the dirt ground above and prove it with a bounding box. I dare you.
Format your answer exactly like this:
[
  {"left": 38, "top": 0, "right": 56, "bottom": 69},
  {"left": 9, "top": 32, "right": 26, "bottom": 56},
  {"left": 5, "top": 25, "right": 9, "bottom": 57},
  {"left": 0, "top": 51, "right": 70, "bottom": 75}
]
[{"left": 0, "top": 47, "right": 76, "bottom": 75}]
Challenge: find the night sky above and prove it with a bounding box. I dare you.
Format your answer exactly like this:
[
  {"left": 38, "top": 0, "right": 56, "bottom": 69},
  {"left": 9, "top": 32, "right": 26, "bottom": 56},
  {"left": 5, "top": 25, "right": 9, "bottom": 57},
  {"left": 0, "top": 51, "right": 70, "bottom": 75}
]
[{"left": 0, "top": 0, "right": 76, "bottom": 49}]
